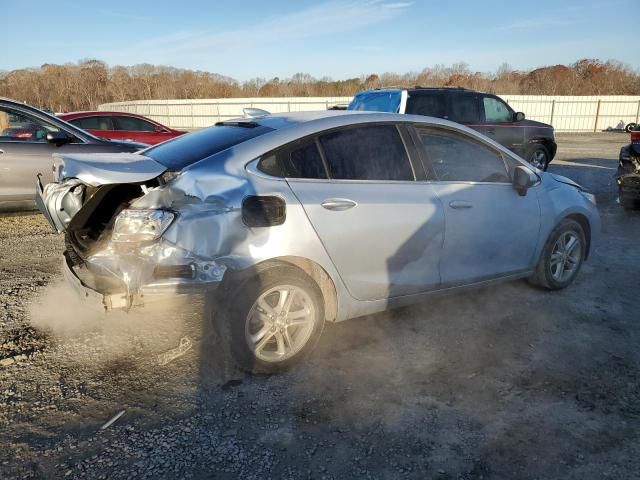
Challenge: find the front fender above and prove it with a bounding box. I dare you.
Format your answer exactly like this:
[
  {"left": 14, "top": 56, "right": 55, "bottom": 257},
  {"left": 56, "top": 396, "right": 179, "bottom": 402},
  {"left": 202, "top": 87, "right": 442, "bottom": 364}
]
[{"left": 534, "top": 175, "right": 600, "bottom": 263}]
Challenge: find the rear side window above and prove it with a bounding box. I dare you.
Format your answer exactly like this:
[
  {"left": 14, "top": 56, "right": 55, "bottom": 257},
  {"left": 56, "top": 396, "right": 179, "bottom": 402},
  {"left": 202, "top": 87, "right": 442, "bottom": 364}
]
[
  {"left": 146, "top": 124, "right": 274, "bottom": 170},
  {"left": 405, "top": 93, "right": 446, "bottom": 118},
  {"left": 114, "top": 116, "right": 156, "bottom": 132},
  {"left": 70, "top": 116, "right": 114, "bottom": 130},
  {"left": 258, "top": 140, "right": 327, "bottom": 179},
  {"left": 319, "top": 125, "right": 413, "bottom": 181},
  {"left": 449, "top": 94, "right": 481, "bottom": 123},
  {"left": 415, "top": 128, "right": 510, "bottom": 183}
]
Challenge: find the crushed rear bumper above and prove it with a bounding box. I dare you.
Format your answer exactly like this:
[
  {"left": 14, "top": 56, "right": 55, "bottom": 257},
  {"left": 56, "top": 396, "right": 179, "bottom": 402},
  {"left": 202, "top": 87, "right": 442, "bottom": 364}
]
[{"left": 62, "top": 252, "right": 222, "bottom": 311}]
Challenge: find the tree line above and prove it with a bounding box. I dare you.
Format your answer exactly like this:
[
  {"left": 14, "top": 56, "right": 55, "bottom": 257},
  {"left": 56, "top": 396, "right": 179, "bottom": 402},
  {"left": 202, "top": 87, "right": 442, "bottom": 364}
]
[{"left": 1, "top": 58, "right": 638, "bottom": 113}]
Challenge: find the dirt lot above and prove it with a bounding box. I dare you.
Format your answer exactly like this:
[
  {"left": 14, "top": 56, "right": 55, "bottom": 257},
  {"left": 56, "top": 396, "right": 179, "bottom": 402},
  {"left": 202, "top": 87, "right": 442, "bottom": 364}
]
[{"left": 1, "top": 133, "right": 638, "bottom": 479}]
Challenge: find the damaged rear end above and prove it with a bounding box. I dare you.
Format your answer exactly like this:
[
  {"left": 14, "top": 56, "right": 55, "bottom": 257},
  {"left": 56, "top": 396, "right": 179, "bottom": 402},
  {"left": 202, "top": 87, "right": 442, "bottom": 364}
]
[{"left": 37, "top": 152, "right": 227, "bottom": 310}]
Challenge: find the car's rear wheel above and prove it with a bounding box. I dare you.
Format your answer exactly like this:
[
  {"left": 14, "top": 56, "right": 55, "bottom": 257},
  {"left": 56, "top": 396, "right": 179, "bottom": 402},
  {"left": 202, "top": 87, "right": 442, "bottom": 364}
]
[
  {"left": 530, "top": 219, "right": 586, "bottom": 290},
  {"left": 527, "top": 144, "right": 550, "bottom": 171},
  {"left": 219, "top": 265, "right": 325, "bottom": 374}
]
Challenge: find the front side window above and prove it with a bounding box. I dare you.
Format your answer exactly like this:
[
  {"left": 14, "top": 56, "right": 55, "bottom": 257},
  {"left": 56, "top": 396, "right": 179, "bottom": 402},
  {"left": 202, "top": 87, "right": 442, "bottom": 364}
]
[
  {"left": 0, "top": 107, "right": 61, "bottom": 142},
  {"left": 483, "top": 96, "right": 512, "bottom": 123},
  {"left": 114, "top": 116, "right": 156, "bottom": 132},
  {"left": 71, "top": 116, "right": 114, "bottom": 130},
  {"left": 449, "top": 94, "right": 481, "bottom": 123},
  {"left": 416, "top": 128, "right": 510, "bottom": 183},
  {"left": 319, "top": 125, "right": 414, "bottom": 181}
]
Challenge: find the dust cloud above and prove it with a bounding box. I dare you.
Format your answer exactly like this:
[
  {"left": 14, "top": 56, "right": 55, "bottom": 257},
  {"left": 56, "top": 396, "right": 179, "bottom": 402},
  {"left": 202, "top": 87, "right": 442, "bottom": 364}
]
[{"left": 28, "top": 281, "right": 201, "bottom": 365}]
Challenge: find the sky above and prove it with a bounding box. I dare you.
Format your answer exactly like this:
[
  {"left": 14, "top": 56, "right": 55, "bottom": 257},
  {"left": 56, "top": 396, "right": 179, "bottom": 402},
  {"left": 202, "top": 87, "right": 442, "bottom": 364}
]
[{"left": 2, "top": 0, "right": 638, "bottom": 80}]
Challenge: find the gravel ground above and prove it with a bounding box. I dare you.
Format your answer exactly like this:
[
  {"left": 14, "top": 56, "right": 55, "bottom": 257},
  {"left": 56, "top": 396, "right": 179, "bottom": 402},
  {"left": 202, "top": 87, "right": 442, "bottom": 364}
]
[{"left": 1, "top": 133, "right": 639, "bottom": 479}]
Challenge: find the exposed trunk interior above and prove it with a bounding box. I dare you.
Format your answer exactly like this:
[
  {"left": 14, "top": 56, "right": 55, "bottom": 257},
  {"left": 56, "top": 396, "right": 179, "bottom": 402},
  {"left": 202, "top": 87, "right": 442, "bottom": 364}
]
[{"left": 65, "top": 180, "right": 159, "bottom": 261}]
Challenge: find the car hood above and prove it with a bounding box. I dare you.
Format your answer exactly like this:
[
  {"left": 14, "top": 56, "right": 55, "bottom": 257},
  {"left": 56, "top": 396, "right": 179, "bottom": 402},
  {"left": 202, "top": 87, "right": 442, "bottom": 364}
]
[
  {"left": 549, "top": 173, "right": 583, "bottom": 190},
  {"left": 53, "top": 152, "right": 167, "bottom": 186},
  {"left": 101, "top": 139, "right": 149, "bottom": 149},
  {"left": 519, "top": 119, "right": 553, "bottom": 129}
]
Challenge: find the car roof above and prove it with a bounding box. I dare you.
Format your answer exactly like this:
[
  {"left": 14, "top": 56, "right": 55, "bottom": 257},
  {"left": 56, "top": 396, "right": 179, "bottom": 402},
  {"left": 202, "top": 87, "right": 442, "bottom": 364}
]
[
  {"left": 192, "top": 110, "right": 521, "bottom": 174},
  {"left": 354, "top": 87, "right": 474, "bottom": 94},
  {"left": 58, "top": 111, "right": 155, "bottom": 119}
]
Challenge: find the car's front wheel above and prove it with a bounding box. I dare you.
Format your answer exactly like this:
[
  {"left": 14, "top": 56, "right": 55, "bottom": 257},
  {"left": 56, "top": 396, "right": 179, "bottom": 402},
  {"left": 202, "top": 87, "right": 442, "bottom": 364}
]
[
  {"left": 530, "top": 219, "right": 586, "bottom": 290},
  {"left": 526, "top": 144, "right": 550, "bottom": 171},
  {"left": 219, "top": 265, "right": 325, "bottom": 374}
]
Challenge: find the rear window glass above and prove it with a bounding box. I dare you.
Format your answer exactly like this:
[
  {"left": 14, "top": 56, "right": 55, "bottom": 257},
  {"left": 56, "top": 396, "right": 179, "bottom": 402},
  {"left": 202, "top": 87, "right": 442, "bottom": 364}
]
[
  {"left": 145, "top": 124, "right": 274, "bottom": 170},
  {"left": 348, "top": 91, "right": 402, "bottom": 113},
  {"left": 319, "top": 125, "right": 413, "bottom": 181}
]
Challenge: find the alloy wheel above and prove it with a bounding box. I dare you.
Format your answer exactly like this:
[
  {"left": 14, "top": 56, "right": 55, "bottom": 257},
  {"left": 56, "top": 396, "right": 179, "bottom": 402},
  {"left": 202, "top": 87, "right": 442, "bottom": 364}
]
[
  {"left": 549, "top": 231, "right": 582, "bottom": 282},
  {"left": 530, "top": 149, "right": 547, "bottom": 169},
  {"left": 245, "top": 285, "right": 316, "bottom": 363}
]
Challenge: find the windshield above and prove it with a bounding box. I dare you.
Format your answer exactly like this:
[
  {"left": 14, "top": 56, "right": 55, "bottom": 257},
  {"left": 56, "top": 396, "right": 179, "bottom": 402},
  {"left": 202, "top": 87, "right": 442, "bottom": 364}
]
[
  {"left": 348, "top": 91, "right": 402, "bottom": 113},
  {"left": 144, "top": 123, "right": 274, "bottom": 170}
]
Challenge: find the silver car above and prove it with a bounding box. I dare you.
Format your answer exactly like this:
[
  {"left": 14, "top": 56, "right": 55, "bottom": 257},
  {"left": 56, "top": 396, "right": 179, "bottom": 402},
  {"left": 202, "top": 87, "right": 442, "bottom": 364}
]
[{"left": 37, "top": 111, "right": 600, "bottom": 373}]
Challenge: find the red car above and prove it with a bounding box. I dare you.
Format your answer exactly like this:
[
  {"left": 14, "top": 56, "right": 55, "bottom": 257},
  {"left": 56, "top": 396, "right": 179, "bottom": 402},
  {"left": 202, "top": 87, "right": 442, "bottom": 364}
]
[{"left": 58, "top": 111, "right": 185, "bottom": 145}]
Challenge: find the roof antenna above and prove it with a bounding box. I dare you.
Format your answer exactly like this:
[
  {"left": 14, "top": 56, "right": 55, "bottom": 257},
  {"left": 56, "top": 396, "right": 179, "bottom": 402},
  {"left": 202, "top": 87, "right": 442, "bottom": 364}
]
[{"left": 243, "top": 107, "right": 270, "bottom": 119}]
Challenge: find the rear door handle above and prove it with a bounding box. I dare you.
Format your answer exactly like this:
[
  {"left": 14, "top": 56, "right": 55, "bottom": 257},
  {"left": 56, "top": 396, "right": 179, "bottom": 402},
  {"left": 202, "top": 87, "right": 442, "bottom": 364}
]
[
  {"left": 449, "top": 200, "right": 473, "bottom": 209},
  {"left": 321, "top": 198, "right": 357, "bottom": 211}
]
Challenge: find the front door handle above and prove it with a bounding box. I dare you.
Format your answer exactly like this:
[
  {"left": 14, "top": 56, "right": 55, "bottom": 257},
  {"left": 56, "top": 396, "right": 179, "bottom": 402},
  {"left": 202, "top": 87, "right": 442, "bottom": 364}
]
[
  {"left": 321, "top": 198, "right": 357, "bottom": 211},
  {"left": 449, "top": 200, "right": 473, "bottom": 209},
  {"left": 486, "top": 128, "right": 496, "bottom": 135}
]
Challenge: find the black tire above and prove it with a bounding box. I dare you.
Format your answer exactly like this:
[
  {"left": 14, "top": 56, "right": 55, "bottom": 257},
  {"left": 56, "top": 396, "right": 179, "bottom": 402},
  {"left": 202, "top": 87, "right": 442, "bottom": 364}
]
[
  {"left": 216, "top": 264, "right": 325, "bottom": 374},
  {"left": 526, "top": 144, "right": 550, "bottom": 171},
  {"left": 529, "top": 219, "right": 586, "bottom": 290},
  {"left": 625, "top": 123, "right": 637, "bottom": 133}
]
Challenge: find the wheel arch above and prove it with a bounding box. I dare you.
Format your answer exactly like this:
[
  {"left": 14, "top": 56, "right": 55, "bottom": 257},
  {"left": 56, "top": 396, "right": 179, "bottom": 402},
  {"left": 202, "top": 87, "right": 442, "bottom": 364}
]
[
  {"left": 527, "top": 137, "right": 556, "bottom": 161},
  {"left": 564, "top": 213, "right": 592, "bottom": 260},
  {"left": 218, "top": 256, "right": 339, "bottom": 322}
]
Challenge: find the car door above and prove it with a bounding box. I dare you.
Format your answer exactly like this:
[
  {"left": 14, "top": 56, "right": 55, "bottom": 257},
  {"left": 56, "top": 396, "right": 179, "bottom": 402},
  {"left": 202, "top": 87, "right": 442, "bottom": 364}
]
[
  {"left": 476, "top": 95, "right": 525, "bottom": 155},
  {"left": 411, "top": 125, "right": 541, "bottom": 285},
  {"left": 283, "top": 124, "right": 445, "bottom": 301}
]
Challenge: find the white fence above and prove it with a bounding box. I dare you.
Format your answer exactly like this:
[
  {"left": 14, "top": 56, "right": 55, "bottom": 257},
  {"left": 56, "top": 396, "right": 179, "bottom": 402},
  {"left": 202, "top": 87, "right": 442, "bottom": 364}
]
[{"left": 100, "top": 95, "right": 640, "bottom": 132}]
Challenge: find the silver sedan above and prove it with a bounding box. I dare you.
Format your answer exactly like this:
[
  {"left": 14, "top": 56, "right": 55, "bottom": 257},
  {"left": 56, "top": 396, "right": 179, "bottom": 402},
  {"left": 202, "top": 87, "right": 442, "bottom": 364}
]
[{"left": 38, "top": 111, "right": 600, "bottom": 373}]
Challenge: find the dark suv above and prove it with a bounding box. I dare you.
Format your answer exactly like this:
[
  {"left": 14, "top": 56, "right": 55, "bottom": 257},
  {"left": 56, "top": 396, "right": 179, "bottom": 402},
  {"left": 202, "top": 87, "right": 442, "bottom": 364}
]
[{"left": 348, "top": 88, "right": 557, "bottom": 170}]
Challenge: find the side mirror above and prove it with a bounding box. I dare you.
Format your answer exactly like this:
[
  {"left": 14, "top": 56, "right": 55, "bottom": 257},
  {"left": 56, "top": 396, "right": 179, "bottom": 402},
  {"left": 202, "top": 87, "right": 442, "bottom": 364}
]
[
  {"left": 46, "top": 131, "right": 73, "bottom": 146},
  {"left": 512, "top": 165, "right": 537, "bottom": 196},
  {"left": 515, "top": 112, "right": 525, "bottom": 122}
]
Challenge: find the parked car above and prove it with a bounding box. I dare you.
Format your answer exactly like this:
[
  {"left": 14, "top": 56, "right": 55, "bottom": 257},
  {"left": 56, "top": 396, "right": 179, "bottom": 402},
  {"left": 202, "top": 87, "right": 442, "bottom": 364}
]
[
  {"left": 0, "top": 98, "right": 147, "bottom": 211},
  {"left": 58, "top": 111, "right": 185, "bottom": 145},
  {"left": 616, "top": 130, "right": 640, "bottom": 210},
  {"left": 348, "top": 88, "right": 557, "bottom": 170},
  {"left": 37, "top": 111, "right": 599, "bottom": 373}
]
